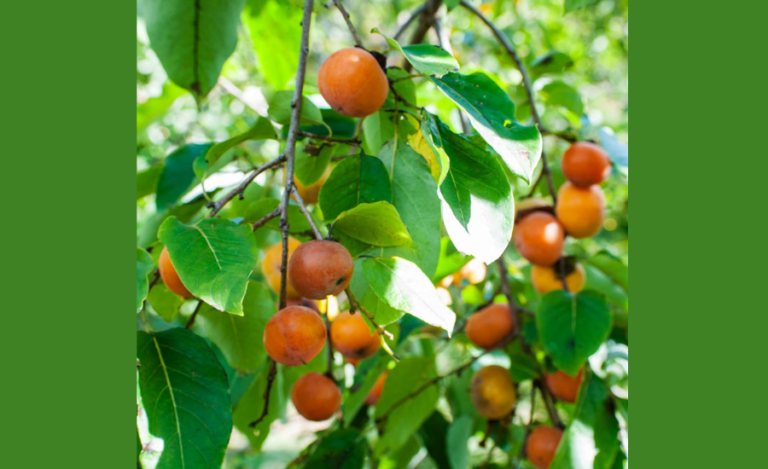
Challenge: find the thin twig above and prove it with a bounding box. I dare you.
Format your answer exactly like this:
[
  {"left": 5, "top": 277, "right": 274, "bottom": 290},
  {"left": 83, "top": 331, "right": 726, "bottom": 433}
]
[
  {"left": 393, "top": 4, "right": 426, "bottom": 41},
  {"left": 148, "top": 271, "right": 160, "bottom": 293},
  {"left": 496, "top": 258, "right": 526, "bottom": 351},
  {"left": 278, "top": 0, "right": 315, "bottom": 310},
  {"left": 185, "top": 300, "right": 203, "bottom": 329},
  {"left": 332, "top": 0, "right": 362, "bottom": 47},
  {"left": 290, "top": 186, "right": 323, "bottom": 239},
  {"left": 248, "top": 359, "right": 278, "bottom": 427},
  {"left": 251, "top": 207, "right": 281, "bottom": 231},
  {"left": 298, "top": 130, "right": 361, "bottom": 146},
  {"left": 460, "top": 0, "right": 557, "bottom": 204},
  {"left": 208, "top": 155, "right": 286, "bottom": 216},
  {"left": 535, "top": 378, "right": 563, "bottom": 429}
]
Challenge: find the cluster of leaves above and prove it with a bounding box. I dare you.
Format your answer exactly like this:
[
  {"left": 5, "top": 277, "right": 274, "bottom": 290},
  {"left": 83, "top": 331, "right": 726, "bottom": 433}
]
[{"left": 136, "top": 0, "right": 628, "bottom": 468}]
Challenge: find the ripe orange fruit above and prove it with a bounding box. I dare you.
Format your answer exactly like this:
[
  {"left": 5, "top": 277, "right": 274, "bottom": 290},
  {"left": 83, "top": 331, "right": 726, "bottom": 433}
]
[
  {"left": 318, "top": 47, "right": 389, "bottom": 118},
  {"left": 330, "top": 311, "right": 380, "bottom": 360},
  {"left": 531, "top": 263, "right": 586, "bottom": 294},
  {"left": 545, "top": 368, "right": 583, "bottom": 404},
  {"left": 288, "top": 240, "right": 354, "bottom": 299},
  {"left": 561, "top": 142, "right": 611, "bottom": 187},
  {"left": 452, "top": 258, "right": 487, "bottom": 286},
  {"left": 465, "top": 303, "right": 515, "bottom": 350},
  {"left": 262, "top": 238, "right": 301, "bottom": 299},
  {"left": 263, "top": 305, "right": 326, "bottom": 366},
  {"left": 526, "top": 425, "right": 563, "bottom": 469},
  {"left": 291, "top": 372, "right": 341, "bottom": 421},
  {"left": 365, "top": 371, "right": 388, "bottom": 406},
  {"left": 555, "top": 182, "right": 605, "bottom": 238},
  {"left": 291, "top": 165, "right": 332, "bottom": 205},
  {"left": 158, "top": 247, "right": 194, "bottom": 298},
  {"left": 513, "top": 212, "right": 565, "bottom": 266},
  {"left": 470, "top": 365, "right": 517, "bottom": 419}
]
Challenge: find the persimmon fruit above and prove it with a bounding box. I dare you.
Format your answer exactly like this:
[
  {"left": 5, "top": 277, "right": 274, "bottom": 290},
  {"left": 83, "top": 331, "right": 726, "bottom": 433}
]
[
  {"left": 288, "top": 240, "right": 354, "bottom": 299},
  {"left": 318, "top": 47, "right": 389, "bottom": 118},
  {"left": 526, "top": 425, "right": 563, "bottom": 469},
  {"left": 158, "top": 247, "right": 193, "bottom": 298},
  {"left": 465, "top": 303, "right": 515, "bottom": 350},
  {"left": 470, "top": 365, "right": 517, "bottom": 419},
  {"left": 531, "top": 263, "right": 586, "bottom": 295},
  {"left": 365, "top": 371, "right": 388, "bottom": 406},
  {"left": 561, "top": 142, "right": 611, "bottom": 187},
  {"left": 262, "top": 238, "right": 301, "bottom": 299},
  {"left": 291, "top": 372, "right": 341, "bottom": 421},
  {"left": 330, "top": 311, "right": 380, "bottom": 360},
  {"left": 513, "top": 212, "right": 565, "bottom": 266},
  {"left": 555, "top": 182, "right": 605, "bottom": 238},
  {"left": 292, "top": 165, "right": 332, "bottom": 205},
  {"left": 263, "top": 305, "right": 326, "bottom": 366},
  {"left": 545, "top": 368, "right": 583, "bottom": 404}
]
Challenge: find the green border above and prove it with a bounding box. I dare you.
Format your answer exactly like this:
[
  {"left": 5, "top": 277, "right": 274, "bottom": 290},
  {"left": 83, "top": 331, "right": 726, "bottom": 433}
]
[{"left": 2, "top": 1, "right": 136, "bottom": 466}]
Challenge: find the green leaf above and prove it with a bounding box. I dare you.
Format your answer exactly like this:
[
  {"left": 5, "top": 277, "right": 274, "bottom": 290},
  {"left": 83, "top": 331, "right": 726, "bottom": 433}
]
[
  {"left": 530, "top": 51, "right": 574, "bottom": 76},
  {"left": 343, "top": 355, "right": 391, "bottom": 425},
  {"left": 419, "top": 412, "right": 452, "bottom": 469},
  {"left": 541, "top": 80, "right": 584, "bottom": 116},
  {"left": 137, "top": 166, "right": 163, "bottom": 200},
  {"left": 319, "top": 153, "right": 392, "bottom": 221},
  {"left": 433, "top": 237, "right": 470, "bottom": 283},
  {"left": 295, "top": 143, "right": 332, "bottom": 186},
  {"left": 564, "top": 0, "right": 602, "bottom": 13},
  {"left": 362, "top": 69, "right": 417, "bottom": 154},
  {"left": 373, "top": 28, "right": 459, "bottom": 78},
  {"left": 431, "top": 72, "right": 542, "bottom": 183},
  {"left": 334, "top": 202, "right": 412, "bottom": 247},
  {"left": 156, "top": 144, "right": 213, "bottom": 210},
  {"left": 195, "top": 117, "right": 277, "bottom": 179},
  {"left": 537, "top": 291, "right": 613, "bottom": 375},
  {"left": 506, "top": 340, "right": 541, "bottom": 382},
  {"left": 447, "top": 414, "right": 473, "bottom": 469},
  {"left": 370, "top": 140, "right": 441, "bottom": 277},
  {"left": 137, "top": 425, "right": 143, "bottom": 468},
  {"left": 551, "top": 373, "right": 620, "bottom": 469},
  {"left": 137, "top": 328, "right": 232, "bottom": 469},
  {"left": 363, "top": 257, "right": 456, "bottom": 334},
  {"left": 429, "top": 115, "right": 514, "bottom": 263},
  {"left": 380, "top": 436, "right": 421, "bottom": 469},
  {"left": 158, "top": 217, "right": 257, "bottom": 315},
  {"left": 268, "top": 90, "right": 325, "bottom": 127},
  {"left": 421, "top": 113, "right": 451, "bottom": 185},
  {"left": 304, "top": 429, "right": 367, "bottom": 469},
  {"left": 137, "top": 248, "right": 155, "bottom": 312},
  {"left": 598, "top": 128, "right": 628, "bottom": 167},
  {"left": 302, "top": 108, "right": 358, "bottom": 139},
  {"left": 195, "top": 281, "right": 274, "bottom": 374},
  {"left": 587, "top": 251, "right": 629, "bottom": 293},
  {"left": 147, "top": 284, "right": 184, "bottom": 322},
  {"left": 374, "top": 356, "right": 439, "bottom": 456},
  {"left": 137, "top": 81, "right": 186, "bottom": 131},
  {"left": 141, "top": 0, "right": 246, "bottom": 100},
  {"left": 244, "top": 0, "right": 302, "bottom": 90},
  {"left": 584, "top": 265, "right": 628, "bottom": 313},
  {"left": 349, "top": 259, "right": 404, "bottom": 326}
]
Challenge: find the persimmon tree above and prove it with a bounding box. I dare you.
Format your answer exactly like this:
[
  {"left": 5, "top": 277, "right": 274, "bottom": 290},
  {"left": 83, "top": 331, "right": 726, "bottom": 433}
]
[{"left": 136, "top": 0, "right": 628, "bottom": 468}]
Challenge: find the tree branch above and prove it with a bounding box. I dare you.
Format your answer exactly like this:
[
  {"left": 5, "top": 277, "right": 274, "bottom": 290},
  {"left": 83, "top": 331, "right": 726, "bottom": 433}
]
[
  {"left": 332, "top": 0, "right": 362, "bottom": 47},
  {"left": 248, "top": 359, "right": 278, "bottom": 428},
  {"left": 298, "top": 130, "right": 361, "bottom": 146},
  {"left": 459, "top": 0, "right": 557, "bottom": 203},
  {"left": 289, "top": 186, "right": 324, "bottom": 239},
  {"left": 251, "top": 207, "right": 281, "bottom": 231},
  {"left": 393, "top": 4, "right": 426, "bottom": 41},
  {"left": 208, "top": 155, "right": 286, "bottom": 216}
]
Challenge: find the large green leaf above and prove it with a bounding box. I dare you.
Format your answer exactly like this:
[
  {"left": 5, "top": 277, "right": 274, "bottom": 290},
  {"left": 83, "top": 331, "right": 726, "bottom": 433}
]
[
  {"left": 432, "top": 237, "right": 470, "bottom": 283},
  {"left": 195, "top": 117, "right": 277, "bottom": 179},
  {"left": 244, "top": 0, "right": 301, "bottom": 90},
  {"left": 374, "top": 356, "right": 439, "bottom": 456},
  {"left": 156, "top": 144, "right": 213, "bottom": 210},
  {"left": 334, "top": 202, "right": 412, "bottom": 247},
  {"left": 141, "top": 0, "right": 246, "bottom": 100},
  {"left": 447, "top": 414, "right": 473, "bottom": 469},
  {"left": 584, "top": 265, "right": 628, "bottom": 314},
  {"left": 319, "top": 153, "right": 392, "bottom": 221},
  {"left": 137, "top": 328, "right": 232, "bottom": 469},
  {"left": 158, "top": 217, "right": 257, "bottom": 315},
  {"left": 304, "top": 429, "right": 367, "bottom": 469},
  {"left": 267, "top": 91, "right": 325, "bottom": 128},
  {"left": 147, "top": 284, "right": 184, "bottom": 322},
  {"left": 427, "top": 114, "right": 514, "bottom": 263},
  {"left": 419, "top": 412, "right": 452, "bottom": 469},
  {"left": 349, "top": 259, "right": 404, "bottom": 326},
  {"left": 551, "top": 373, "right": 620, "bottom": 469},
  {"left": 343, "top": 355, "right": 391, "bottom": 425},
  {"left": 371, "top": 140, "right": 441, "bottom": 277},
  {"left": 295, "top": 143, "right": 333, "bottom": 186},
  {"left": 137, "top": 248, "right": 155, "bottom": 312},
  {"left": 373, "top": 28, "right": 459, "bottom": 78},
  {"left": 431, "top": 72, "right": 542, "bottom": 183},
  {"left": 537, "top": 291, "right": 612, "bottom": 375},
  {"left": 194, "top": 281, "right": 274, "bottom": 374},
  {"left": 587, "top": 251, "right": 629, "bottom": 293},
  {"left": 421, "top": 113, "right": 451, "bottom": 185},
  {"left": 541, "top": 80, "right": 584, "bottom": 116},
  {"left": 363, "top": 257, "right": 456, "bottom": 334}
]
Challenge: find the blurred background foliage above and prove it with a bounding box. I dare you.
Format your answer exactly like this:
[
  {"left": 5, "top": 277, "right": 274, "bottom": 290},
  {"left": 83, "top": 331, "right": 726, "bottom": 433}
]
[{"left": 137, "top": 0, "right": 627, "bottom": 467}]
